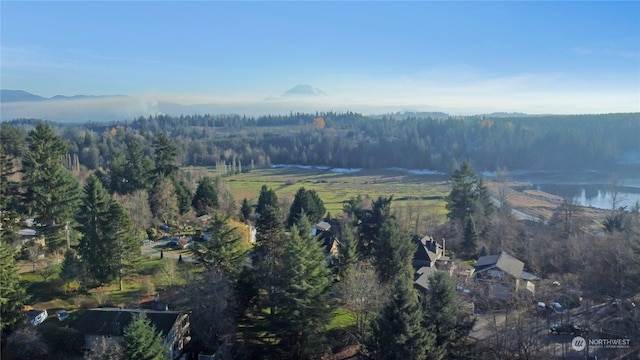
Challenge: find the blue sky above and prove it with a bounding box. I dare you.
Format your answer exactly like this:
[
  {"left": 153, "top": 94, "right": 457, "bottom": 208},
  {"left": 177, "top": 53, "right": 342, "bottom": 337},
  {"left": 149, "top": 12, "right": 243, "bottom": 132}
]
[{"left": 2, "top": 1, "right": 639, "bottom": 116}]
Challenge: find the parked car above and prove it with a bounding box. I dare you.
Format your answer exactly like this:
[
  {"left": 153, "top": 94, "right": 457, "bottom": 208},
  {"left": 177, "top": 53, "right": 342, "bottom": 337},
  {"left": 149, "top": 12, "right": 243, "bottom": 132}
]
[
  {"left": 56, "top": 310, "right": 69, "bottom": 321},
  {"left": 549, "top": 323, "right": 583, "bottom": 335},
  {"left": 551, "top": 301, "right": 565, "bottom": 315},
  {"left": 167, "top": 239, "right": 179, "bottom": 248},
  {"left": 28, "top": 309, "right": 48, "bottom": 326},
  {"left": 537, "top": 301, "right": 547, "bottom": 312}
]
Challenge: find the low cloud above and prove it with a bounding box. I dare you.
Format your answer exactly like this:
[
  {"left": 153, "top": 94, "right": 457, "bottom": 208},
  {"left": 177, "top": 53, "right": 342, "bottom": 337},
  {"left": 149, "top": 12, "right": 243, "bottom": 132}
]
[{"left": 2, "top": 72, "right": 638, "bottom": 123}]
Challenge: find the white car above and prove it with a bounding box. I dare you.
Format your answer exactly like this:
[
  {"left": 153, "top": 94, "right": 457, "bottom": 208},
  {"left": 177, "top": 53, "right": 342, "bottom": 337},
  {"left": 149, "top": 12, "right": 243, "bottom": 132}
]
[{"left": 28, "top": 309, "right": 48, "bottom": 326}]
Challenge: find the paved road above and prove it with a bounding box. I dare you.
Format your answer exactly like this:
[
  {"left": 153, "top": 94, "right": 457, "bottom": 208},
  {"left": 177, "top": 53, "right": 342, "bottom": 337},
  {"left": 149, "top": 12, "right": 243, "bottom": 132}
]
[{"left": 141, "top": 240, "right": 194, "bottom": 262}]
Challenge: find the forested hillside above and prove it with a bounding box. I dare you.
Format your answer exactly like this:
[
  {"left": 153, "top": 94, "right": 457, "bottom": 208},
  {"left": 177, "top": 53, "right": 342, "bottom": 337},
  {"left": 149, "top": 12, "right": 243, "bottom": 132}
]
[{"left": 3, "top": 112, "right": 638, "bottom": 174}]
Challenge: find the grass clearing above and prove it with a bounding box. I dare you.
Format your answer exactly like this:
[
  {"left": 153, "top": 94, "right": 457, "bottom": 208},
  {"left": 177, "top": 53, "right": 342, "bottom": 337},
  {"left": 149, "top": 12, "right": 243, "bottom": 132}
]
[
  {"left": 210, "top": 167, "right": 451, "bottom": 226},
  {"left": 328, "top": 307, "right": 356, "bottom": 330}
]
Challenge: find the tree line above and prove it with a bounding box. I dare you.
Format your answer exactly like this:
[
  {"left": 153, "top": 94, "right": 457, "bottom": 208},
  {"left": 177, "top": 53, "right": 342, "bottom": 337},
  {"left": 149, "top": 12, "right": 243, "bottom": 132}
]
[{"left": 3, "top": 112, "right": 638, "bottom": 175}]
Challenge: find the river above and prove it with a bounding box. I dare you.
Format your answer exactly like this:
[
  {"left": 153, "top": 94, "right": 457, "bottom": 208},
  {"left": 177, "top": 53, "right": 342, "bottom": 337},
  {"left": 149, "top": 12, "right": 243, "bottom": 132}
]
[{"left": 502, "top": 170, "right": 640, "bottom": 210}]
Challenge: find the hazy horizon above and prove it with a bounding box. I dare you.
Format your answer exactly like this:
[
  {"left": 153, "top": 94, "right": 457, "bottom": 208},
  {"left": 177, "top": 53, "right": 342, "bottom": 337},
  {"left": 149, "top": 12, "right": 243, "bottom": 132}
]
[{"left": 2, "top": 2, "right": 639, "bottom": 119}]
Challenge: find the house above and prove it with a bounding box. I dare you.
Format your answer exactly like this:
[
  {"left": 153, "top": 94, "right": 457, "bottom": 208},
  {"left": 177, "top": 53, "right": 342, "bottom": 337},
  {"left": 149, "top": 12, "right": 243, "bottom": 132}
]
[
  {"left": 312, "top": 221, "right": 332, "bottom": 236},
  {"left": 474, "top": 251, "right": 538, "bottom": 298},
  {"left": 75, "top": 308, "right": 190, "bottom": 359},
  {"left": 414, "top": 266, "right": 440, "bottom": 292},
  {"left": 312, "top": 220, "right": 339, "bottom": 259},
  {"left": 196, "top": 214, "right": 212, "bottom": 226},
  {"left": 413, "top": 236, "right": 449, "bottom": 269}
]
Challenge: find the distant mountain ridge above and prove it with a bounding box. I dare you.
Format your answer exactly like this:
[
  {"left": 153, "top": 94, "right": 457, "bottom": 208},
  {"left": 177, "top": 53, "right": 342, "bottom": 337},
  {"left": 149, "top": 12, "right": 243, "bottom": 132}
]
[{"left": 1, "top": 89, "right": 121, "bottom": 103}]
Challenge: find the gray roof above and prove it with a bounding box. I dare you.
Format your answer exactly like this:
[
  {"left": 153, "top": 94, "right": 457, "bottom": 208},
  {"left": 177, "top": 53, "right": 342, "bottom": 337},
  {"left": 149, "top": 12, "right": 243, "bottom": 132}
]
[
  {"left": 475, "top": 252, "right": 524, "bottom": 279},
  {"left": 75, "top": 308, "right": 187, "bottom": 337},
  {"left": 315, "top": 221, "right": 332, "bottom": 232},
  {"left": 521, "top": 271, "right": 540, "bottom": 281},
  {"left": 414, "top": 267, "right": 439, "bottom": 291}
]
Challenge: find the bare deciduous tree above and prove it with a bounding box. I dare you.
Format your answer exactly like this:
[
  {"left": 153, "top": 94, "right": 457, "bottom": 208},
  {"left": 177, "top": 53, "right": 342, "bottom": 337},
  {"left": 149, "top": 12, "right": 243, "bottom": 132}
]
[{"left": 336, "top": 264, "right": 389, "bottom": 342}]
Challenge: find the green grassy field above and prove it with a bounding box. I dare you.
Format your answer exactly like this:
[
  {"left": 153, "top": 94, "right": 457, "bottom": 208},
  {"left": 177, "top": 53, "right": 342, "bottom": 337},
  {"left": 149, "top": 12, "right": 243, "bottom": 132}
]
[{"left": 196, "top": 166, "right": 451, "bottom": 229}]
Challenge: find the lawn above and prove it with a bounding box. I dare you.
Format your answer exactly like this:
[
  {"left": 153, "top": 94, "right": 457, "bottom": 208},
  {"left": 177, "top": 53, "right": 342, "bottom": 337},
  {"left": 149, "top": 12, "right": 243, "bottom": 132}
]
[{"left": 194, "top": 166, "right": 451, "bottom": 228}]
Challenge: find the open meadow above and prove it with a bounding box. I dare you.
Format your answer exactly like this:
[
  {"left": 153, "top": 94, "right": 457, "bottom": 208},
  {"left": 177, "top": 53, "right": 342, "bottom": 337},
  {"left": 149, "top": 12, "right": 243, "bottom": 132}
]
[{"left": 186, "top": 166, "right": 453, "bottom": 230}]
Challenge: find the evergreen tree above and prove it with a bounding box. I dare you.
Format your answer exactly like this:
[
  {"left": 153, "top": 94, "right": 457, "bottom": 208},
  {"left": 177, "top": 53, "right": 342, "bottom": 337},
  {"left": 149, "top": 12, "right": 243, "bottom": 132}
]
[
  {"left": 359, "top": 196, "right": 393, "bottom": 258},
  {"left": 152, "top": 133, "right": 178, "bottom": 180},
  {"left": 462, "top": 216, "right": 479, "bottom": 258},
  {"left": 422, "top": 272, "right": 475, "bottom": 359},
  {"left": 123, "top": 140, "right": 153, "bottom": 193},
  {"left": 337, "top": 222, "right": 358, "bottom": 279},
  {"left": 293, "top": 210, "right": 313, "bottom": 239},
  {"left": 0, "top": 145, "right": 20, "bottom": 216},
  {"left": 477, "top": 178, "right": 495, "bottom": 219},
  {"left": 287, "top": 187, "right": 326, "bottom": 227},
  {"left": 445, "top": 160, "right": 479, "bottom": 222},
  {"left": 251, "top": 203, "right": 285, "bottom": 317},
  {"left": 192, "top": 176, "right": 219, "bottom": 216},
  {"left": 172, "top": 177, "right": 192, "bottom": 215},
  {"left": 275, "top": 225, "right": 334, "bottom": 359},
  {"left": 342, "top": 194, "right": 367, "bottom": 227},
  {"left": 108, "top": 153, "right": 128, "bottom": 194},
  {"left": 122, "top": 312, "right": 165, "bottom": 360},
  {"left": 240, "top": 198, "right": 252, "bottom": 222},
  {"left": 0, "top": 242, "right": 27, "bottom": 332},
  {"left": 59, "top": 248, "right": 82, "bottom": 282},
  {"left": 368, "top": 275, "right": 432, "bottom": 360},
  {"left": 0, "top": 146, "right": 22, "bottom": 246},
  {"left": 77, "top": 175, "right": 112, "bottom": 284},
  {"left": 256, "top": 185, "right": 278, "bottom": 216},
  {"left": 23, "top": 122, "right": 81, "bottom": 249},
  {"left": 78, "top": 175, "right": 138, "bottom": 286},
  {"left": 191, "top": 214, "right": 247, "bottom": 281},
  {"left": 371, "top": 201, "right": 414, "bottom": 284},
  {"left": 104, "top": 201, "right": 140, "bottom": 291}
]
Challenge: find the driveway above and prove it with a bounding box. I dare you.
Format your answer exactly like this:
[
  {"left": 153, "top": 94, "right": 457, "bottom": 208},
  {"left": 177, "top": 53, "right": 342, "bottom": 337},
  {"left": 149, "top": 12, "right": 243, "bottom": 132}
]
[{"left": 141, "top": 240, "right": 194, "bottom": 262}]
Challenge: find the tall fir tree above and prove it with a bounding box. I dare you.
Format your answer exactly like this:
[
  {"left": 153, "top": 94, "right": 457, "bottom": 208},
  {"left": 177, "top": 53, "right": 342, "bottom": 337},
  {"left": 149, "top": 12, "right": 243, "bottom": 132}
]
[
  {"left": 77, "top": 174, "right": 112, "bottom": 284},
  {"left": 256, "top": 185, "right": 278, "bottom": 216},
  {"left": 23, "top": 122, "right": 81, "bottom": 249},
  {"left": 78, "top": 175, "right": 138, "bottom": 286},
  {"left": 368, "top": 275, "right": 432, "bottom": 360},
  {"left": 0, "top": 146, "right": 22, "bottom": 246},
  {"left": 287, "top": 187, "right": 326, "bottom": 227},
  {"left": 152, "top": 133, "right": 178, "bottom": 180},
  {"left": 0, "top": 242, "right": 27, "bottom": 332},
  {"left": 371, "top": 201, "right": 414, "bottom": 284},
  {"left": 172, "top": 177, "right": 192, "bottom": 215},
  {"left": 462, "top": 216, "right": 479, "bottom": 258},
  {"left": 122, "top": 312, "right": 165, "bottom": 360},
  {"left": 104, "top": 201, "right": 140, "bottom": 291},
  {"left": 337, "top": 222, "right": 359, "bottom": 280},
  {"left": 240, "top": 198, "right": 252, "bottom": 222},
  {"left": 192, "top": 176, "right": 219, "bottom": 216},
  {"left": 274, "top": 225, "right": 334, "bottom": 359},
  {"left": 251, "top": 203, "right": 285, "bottom": 318},
  {"left": 191, "top": 214, "right": 247, "bottom": 281},
  {"left": 422, "top": 272, "right": 476, "bottom": 360},
  {"left": 359, "top": 196, "right": 393, "bottom": 258},
  {"left": 445, "top": 160, "right": 479, "bottom": 223},
  {"left": 123, "top": 140, "right": 153, "bottom": 193}
]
